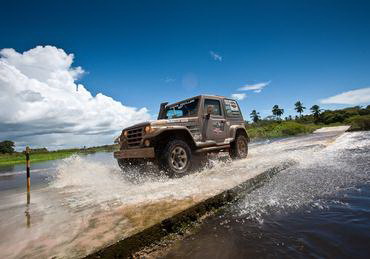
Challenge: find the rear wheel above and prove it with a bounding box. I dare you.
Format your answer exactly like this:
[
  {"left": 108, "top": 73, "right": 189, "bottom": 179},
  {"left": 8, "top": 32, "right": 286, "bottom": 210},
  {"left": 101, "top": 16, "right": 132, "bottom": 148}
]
[
  {"left": 229, "top": 134, "right": 248, "bottom": 159},
  {"left": 159, "top": 139, "right": 192, "bottom": 177}
]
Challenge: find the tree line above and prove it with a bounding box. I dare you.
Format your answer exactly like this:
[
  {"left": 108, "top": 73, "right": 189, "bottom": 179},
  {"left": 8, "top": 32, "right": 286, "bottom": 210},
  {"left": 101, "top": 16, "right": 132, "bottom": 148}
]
[
  {"left": 0, "top": 141, "right": 15, "bottom": 154},
  {"left": 249, "top": 102, "right": 370, "bottom": 127},
  {"left": 249, "top": 101, "right": 322, "bottom": 123}
]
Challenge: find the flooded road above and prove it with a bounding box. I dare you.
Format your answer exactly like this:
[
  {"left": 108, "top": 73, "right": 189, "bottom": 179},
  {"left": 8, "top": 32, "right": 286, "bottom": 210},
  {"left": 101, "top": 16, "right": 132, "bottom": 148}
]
[
  {"left": 0, "top": 128, "right": 369, "bottom": 258},
  {"left": 163, "top": 131, "right": 370, "bottom": 258}
]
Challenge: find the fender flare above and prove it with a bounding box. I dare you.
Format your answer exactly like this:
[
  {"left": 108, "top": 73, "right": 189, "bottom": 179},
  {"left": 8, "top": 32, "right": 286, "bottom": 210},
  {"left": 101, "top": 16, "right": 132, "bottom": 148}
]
[
  {"left": 229, "top": 125, "right": 250, "bottom": 142},
  {"left": 151, "top": 126, "right": 197, "bottom": 148}
]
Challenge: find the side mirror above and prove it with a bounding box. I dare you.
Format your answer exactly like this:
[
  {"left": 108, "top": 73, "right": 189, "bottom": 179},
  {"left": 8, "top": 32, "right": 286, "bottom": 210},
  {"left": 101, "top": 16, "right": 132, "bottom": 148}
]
[{"left": 206, "top": 105, "right": 213, "bottom": 119}]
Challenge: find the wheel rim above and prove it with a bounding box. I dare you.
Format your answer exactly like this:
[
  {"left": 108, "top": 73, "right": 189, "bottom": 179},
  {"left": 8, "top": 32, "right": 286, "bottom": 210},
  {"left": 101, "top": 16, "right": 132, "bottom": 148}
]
[
  {"left": 170, "top": 146, "right": 188, "bottom": 171},
  {"left": 237, "top": 138, "right": 247, "bottom": 157}
]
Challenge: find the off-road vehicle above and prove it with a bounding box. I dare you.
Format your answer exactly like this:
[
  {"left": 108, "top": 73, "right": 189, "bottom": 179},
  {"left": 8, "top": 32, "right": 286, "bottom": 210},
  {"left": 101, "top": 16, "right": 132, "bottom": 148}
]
[{"left": 114, "top": 95, "right": 249, "bottom": 176}]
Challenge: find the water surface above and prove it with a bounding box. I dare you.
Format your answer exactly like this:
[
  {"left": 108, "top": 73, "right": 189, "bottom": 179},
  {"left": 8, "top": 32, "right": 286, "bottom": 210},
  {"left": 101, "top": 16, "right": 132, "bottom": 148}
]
[
  {"left": 163, "top": 132, "right": 370, "bottom": 258},
  {"left": 1, "top": 130, "right": 367, "bottom": 258}
]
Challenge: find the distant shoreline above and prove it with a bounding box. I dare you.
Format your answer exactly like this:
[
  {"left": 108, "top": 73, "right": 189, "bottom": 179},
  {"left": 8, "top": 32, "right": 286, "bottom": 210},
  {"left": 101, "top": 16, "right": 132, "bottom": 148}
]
[
  {"left": 0, "top": 144, "right": 119, "bottom": 166},
  {"left": 0, "top": 125, "right": 326, "bottom": 166}
]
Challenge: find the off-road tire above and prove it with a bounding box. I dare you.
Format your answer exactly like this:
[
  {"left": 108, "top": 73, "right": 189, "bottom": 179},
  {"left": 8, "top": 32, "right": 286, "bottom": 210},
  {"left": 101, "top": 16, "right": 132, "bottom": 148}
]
[
  {"left": 159, "top": 139, "right": 192, "bottom": 177},
  {"left": 229, "top": 134, "right": 248, "bottom": 159}
]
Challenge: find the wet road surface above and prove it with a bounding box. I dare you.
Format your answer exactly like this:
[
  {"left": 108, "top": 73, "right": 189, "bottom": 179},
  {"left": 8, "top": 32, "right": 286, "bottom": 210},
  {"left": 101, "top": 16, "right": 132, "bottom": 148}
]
[
  {"left": 163, "top": 131, "right": 370, "bottom": 258},
  {"left": 0, "top": 128, "right": 368, "bottom": 258}
]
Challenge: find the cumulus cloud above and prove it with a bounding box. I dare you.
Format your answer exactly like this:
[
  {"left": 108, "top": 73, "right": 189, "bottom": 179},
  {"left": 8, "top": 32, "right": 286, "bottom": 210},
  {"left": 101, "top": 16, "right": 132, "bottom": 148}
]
[
  {"left": 238, "top": 81, "right": 270, "bottom": 93},
  {"left": 231, "top": 93, "right": 247, "bottom": 101},
  {"left": 0, "top": 46, "right": 151, "bottom": 149},
  {"left": 320, "top": 87, "right": 370, "bottom": 105},
  {"left": 209, "top": 51, "right": 222, "bottom": 62}
]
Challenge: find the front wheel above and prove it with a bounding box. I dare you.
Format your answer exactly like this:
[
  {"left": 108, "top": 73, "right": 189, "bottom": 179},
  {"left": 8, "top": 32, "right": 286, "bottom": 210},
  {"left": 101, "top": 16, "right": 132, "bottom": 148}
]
[
  {"left": 229, "top": 134, "right": 248, "bottom": 159},
  {"left": 159, "top": 139, "right": 192, "bottom": 177}
]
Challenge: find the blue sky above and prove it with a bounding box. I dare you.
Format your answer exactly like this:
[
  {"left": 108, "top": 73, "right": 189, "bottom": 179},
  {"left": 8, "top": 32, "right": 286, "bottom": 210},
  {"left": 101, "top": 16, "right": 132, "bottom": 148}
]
[
  {"left": 1, "top": 0, "right": 370, "bottom": 148},
  {"left": 2, "top": 0, "right": 370, "bottom": 117}
]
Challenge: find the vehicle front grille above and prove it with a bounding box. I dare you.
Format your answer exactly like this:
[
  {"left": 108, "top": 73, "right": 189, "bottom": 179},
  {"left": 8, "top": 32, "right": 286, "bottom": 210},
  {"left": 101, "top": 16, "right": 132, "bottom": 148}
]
[{"left": 126, "top": 127, "right": 143, "bottom": 148}]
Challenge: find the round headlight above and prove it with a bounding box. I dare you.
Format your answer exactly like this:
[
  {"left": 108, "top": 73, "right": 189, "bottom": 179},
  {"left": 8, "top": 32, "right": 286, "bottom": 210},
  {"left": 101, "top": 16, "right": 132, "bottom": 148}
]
[
  {"left": 123, "top": 130, "right": 128, "bottom": 137},
  {"left": 144, "top": 125, "right": 152, "bottom": 134}
]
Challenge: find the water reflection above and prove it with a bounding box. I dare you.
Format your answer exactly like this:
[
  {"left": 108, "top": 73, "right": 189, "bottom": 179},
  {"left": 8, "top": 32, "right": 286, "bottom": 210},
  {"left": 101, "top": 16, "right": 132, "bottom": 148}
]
[{"left": 25, "top": 205, "right": 31, "bottom": 228}]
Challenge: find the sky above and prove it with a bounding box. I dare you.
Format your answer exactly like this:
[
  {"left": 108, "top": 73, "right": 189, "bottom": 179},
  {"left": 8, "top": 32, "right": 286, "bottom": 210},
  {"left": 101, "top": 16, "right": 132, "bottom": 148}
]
[{"left": 1, "top": 0, "right": 370, "bottom": 149}]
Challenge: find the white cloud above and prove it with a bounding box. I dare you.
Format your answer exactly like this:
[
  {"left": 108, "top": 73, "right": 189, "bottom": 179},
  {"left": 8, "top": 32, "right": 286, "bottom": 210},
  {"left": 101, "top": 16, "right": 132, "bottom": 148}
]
[
  {"left": 238, "top": 81, "right": 270, "bottom": 93},
  {"left": 164, "top": 77, "right": 175, "bottom": 83},
  {"left": 231, "top": 93, "right": 247, "bottom": 100},
  {"left": 320, "top": 87, "right": 370, "bottom": 105},
  {"left": 0, "top": 46, "right": 151, "bottom": 149},
  {"left": 209, "top": 51, "right": 222, "bottom": 62}
]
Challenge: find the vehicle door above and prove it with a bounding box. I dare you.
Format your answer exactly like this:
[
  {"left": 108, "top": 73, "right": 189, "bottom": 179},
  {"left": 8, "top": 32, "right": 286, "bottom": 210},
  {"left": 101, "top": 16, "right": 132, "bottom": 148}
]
[{"left": 203, "top": 98, "right": 228, "bottom": 143}]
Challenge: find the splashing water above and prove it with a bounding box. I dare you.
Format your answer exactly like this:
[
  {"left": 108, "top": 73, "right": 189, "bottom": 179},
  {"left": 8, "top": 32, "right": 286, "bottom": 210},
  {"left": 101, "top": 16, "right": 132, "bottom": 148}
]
[
  {"left": 50, "top": 153, "right": 270, "bottom": 211},
  {"left": 236, "top": 132, "right": 370, "bottom": 223},
  {"left": 49, "top": 131, "right": 368, "bottom": 215},
  {"left": 1, "top": 129, "right": 364, "bottom": 258}
]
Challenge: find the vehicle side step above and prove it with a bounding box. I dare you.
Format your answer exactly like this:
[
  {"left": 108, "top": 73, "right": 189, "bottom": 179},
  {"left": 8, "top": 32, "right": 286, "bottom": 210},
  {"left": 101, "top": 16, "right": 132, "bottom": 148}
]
[
  {"left": 195, "top": 144, "right": 230, "bottom": 153},
  {"left": 196, "top": 140, "right": 217, "bottom": 148}
]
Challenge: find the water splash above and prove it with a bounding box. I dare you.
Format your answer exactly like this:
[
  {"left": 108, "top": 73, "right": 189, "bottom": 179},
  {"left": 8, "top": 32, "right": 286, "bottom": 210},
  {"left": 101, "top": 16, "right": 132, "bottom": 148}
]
[
  {"left": 50, "top": 154, "right": 244, "bottom": 211},
  {"left": 50, "top": 142, "right": 295, "bottom": 212},
  {"left": 2, "top": 129, "right": 364, "bottom": 258},
  {"left": 236, "top": 132, "right": 370, "bottom": 223}
]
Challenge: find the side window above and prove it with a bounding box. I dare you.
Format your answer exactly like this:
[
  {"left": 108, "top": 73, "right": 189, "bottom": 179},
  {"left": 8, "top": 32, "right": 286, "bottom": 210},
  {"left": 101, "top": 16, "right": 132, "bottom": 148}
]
[
  {"left": 204, "top": 99, "right": 222, "bottom": 116},
  {"left": 224, "top": 99, "right": 241, "bottom": 117}
]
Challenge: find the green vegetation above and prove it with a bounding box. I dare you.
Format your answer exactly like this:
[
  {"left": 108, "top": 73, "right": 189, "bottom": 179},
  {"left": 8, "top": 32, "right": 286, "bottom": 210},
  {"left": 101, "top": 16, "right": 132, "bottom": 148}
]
[
  {"left": 0, "top": 144, "right": 119, "bottom": 166},
  {"left": 310, "top": 105, "right": 321, "bottom": 123},
  {"left": 247, "top": 121, "right": 320, "bottom": 139},
  {"left": 345, "top": 114, "right": 370, "bottom": 131},
  {"left": 246, "top": 103, "right": 370, "bottom": 140},
  {"left": 272, "top": 105, "right": 284, "bottom": 119},
  {"left": 296, "top": 105, "right": 370, "bottom": 128},
  {"left": 249, "top": 110, "right": 261, "bottom": 123},
  {"left": 294, "top": 101, "right": 306, "bottom": 117},
  {"left": 0, "top": 141, "right": 15, "bottom": 154}
]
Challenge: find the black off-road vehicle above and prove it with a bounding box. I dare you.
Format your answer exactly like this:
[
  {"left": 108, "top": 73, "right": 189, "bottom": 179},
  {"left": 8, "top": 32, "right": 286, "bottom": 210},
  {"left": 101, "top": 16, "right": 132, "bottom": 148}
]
[{"left": 114, "top": 95, "right": 249, "bottom": 176}]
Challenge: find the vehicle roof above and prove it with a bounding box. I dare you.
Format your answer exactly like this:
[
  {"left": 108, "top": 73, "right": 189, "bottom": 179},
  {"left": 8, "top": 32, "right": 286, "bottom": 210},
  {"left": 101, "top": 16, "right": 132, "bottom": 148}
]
[
  {"left": 199, "top": 94, "right": 227, "bottom": 99},
  {"left": 166, "top": 94, "right": 232, "bottom": 107}
]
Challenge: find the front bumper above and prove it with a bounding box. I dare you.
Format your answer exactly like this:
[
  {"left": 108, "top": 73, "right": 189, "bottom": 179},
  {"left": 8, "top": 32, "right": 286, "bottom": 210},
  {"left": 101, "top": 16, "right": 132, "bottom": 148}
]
[{"left": 113, "top": 147, "right": 155, "bottom": 159}]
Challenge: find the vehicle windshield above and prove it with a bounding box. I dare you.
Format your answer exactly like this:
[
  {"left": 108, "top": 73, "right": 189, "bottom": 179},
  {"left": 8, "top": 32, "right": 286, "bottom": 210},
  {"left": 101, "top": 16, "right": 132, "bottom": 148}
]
[{"left": 162, "top": 98, "right": 199, "bottom": 119}]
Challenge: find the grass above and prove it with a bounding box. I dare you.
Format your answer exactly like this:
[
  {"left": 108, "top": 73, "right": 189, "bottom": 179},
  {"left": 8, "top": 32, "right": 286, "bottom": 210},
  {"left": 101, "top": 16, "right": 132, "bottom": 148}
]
[
  {"left": 246, "top": 121, "right": 322, "bottom": 140},
  {"left": 0, "top": 145, "right": 119, "bottom": 166},
  {"left": 346, "top": 115, "right": 370, "bottom": 131}
]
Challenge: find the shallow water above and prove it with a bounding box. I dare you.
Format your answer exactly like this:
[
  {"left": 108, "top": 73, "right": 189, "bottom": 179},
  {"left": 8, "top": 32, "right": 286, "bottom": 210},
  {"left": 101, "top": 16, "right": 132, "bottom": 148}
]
[
  {"left": 0, "top": 152, "right": 115, "bottom": 191},
  {"left": 0, "top": 130, "right": 366, "bottom": 258},
  {"left": 163, "top": 132, "right": 370, "bottom": 258}
]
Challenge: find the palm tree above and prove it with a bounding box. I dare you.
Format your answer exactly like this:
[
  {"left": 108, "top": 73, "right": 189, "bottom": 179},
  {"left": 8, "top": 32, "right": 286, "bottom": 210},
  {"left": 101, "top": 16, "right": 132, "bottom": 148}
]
[
  {"left": 294, "top": 101, "right": 306, "bottom": 117},
  {"left": 250, "top": 110, "right": 260, "bottom": 123},
  {"left": 272, "top": 105, "right": 284, "bottom": 120},
  {"left": 310, "top": 105, "right": 321, "bottom": 123}
]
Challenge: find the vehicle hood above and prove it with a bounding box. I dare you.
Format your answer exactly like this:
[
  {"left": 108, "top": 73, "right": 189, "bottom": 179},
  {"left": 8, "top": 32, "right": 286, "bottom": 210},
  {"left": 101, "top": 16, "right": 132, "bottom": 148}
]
[
  {"left": 122, "top": 121, "right": 150, "bottom": 131},
  {"left": 122, "top": 117, "right": 198, "bottom": 131}
]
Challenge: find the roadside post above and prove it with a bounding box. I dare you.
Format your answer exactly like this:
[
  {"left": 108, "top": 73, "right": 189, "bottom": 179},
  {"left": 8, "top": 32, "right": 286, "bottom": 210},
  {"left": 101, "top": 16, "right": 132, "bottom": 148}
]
[
  {"left": 25, "top": 146, "right": 31, "bottom": 227},
  {"left": 26, "top": 146, "right": 30, "bottom": 204}
]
